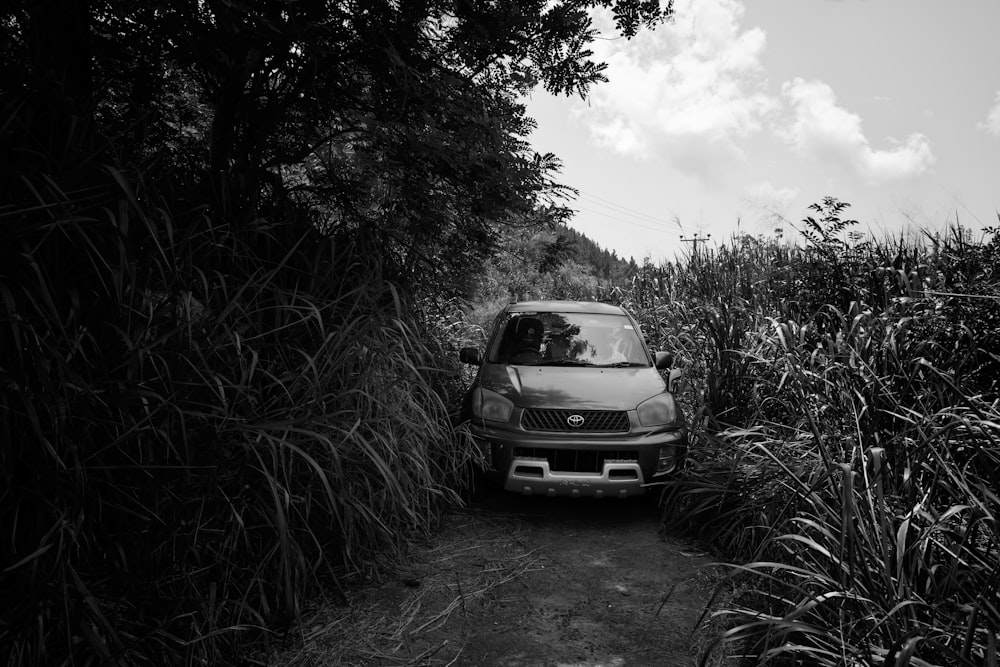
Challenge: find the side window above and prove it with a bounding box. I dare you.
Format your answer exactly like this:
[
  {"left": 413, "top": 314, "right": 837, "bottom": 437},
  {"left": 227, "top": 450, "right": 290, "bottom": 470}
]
[
  {"left": 487, "top": 313, "right": 515, "bottom": 362},
  {"left": 489, "top": 311, "right": 506, "bottom": 338},
  {"left": 630, "top": 318, "right": 653, "bottom": 360}
]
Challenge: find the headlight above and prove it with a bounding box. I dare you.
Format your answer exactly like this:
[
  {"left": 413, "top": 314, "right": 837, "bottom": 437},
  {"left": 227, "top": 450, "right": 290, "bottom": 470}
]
[
  {"left": 471, "top": 388, "right": 514, "bottom": 423},
  {"left": 637, "top": 393, "right": 678, "bottom": 426}
]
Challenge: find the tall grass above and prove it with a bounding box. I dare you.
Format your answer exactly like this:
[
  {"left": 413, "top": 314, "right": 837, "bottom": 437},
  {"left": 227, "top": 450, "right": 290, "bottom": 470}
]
[
  {"left": 0, "top": 171, "right": 472, "bottom": 664},
  {"left": 677, "top": 305, "right": 1000, "bottom": 665},
  {"left": 607, "top": 215, "right": 1000, "bottom": 664}
]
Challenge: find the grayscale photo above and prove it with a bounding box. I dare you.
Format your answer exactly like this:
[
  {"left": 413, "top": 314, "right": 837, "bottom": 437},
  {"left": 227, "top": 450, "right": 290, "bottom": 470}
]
[{"left": 2, "top": 1, "right": 998, "bottom": 665}]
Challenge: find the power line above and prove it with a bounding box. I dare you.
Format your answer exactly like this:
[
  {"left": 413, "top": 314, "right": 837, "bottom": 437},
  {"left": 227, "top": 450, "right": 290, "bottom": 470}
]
[
  {"left": 576, "top": 190, "right": 684, "bottom": 232},
  {"left": 572, "top": 205, "right": 676, "bottom": 234},
  {"left": 576, "top": 197, "right": 673, "bottom": 231},
  {"left": 578, "top": 191, "right": 665, "bottom": 222}
]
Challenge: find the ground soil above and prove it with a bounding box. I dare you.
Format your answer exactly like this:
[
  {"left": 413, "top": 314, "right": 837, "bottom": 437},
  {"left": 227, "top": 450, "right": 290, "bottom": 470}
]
[{"left": 271, "top": 493, "right": 724, "bottom": 667}]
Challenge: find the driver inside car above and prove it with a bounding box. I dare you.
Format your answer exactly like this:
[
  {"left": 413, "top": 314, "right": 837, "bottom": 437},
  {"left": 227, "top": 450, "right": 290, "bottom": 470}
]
[{"left": 508, "top": 317, "right": 544, "bottom": 364}]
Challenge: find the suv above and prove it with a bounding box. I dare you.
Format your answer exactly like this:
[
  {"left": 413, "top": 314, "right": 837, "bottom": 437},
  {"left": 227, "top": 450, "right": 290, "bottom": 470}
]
[{"left": 459, "top": 300, "right": 687, "bottom": 498}]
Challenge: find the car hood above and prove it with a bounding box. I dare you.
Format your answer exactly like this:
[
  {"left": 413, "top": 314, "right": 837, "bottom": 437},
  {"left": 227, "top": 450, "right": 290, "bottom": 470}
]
[{"left": 478, "top": 364, "right": 667, "bottom": 411}]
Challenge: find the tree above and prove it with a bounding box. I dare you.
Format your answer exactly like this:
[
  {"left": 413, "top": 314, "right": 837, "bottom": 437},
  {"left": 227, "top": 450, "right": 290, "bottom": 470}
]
[{"left": 2, "top": 0, "right": 673, "bottom": 293}]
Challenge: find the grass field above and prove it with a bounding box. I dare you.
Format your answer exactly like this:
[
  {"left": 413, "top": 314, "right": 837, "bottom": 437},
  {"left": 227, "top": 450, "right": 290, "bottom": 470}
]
[
  {"left": 601, "top": 208, "right": 1000, "bottom": 665},
  {"left": 0, "top": 178, "right": 478, "bottom": 665}
]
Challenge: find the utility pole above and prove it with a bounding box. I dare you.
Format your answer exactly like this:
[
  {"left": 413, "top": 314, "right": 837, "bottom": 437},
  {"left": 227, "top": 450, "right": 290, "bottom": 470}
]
[{"left": 680, "top": 233, "right": 711, "bottom": 256}]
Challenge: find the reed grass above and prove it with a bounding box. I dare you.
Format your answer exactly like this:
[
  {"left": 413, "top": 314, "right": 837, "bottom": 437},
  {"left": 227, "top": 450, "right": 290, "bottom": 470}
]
[
  {"left": 0, "top": 171, "right": 473, "bottom": 664},
  {"left": 611, "top": 222, "right": 1000, "bottom": 665}
]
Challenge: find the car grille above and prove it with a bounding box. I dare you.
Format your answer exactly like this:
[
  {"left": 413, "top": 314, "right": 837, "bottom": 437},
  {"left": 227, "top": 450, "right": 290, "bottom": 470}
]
[
  {"left": 513, "top": 447, "right": 639, "bottom": 473},
  {"left": 521, "top": 409, "right": 629, "bottom": 433}
]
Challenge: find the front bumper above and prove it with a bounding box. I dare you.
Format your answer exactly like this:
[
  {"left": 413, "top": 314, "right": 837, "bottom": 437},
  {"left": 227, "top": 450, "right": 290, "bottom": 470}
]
[
  {"left": 504, "top": 457, "right": 648, "bottom": 498},
  {"left": 469, "top": 421, "right": 687, "bottom": 498}
]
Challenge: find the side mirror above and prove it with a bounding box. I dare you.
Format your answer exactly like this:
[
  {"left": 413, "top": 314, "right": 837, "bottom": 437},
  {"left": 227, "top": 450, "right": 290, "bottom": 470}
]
[
  {"left": 459, "top": 347, "right": 481, "bottom": 366},
  {"left": 668, "top": 368, "right": 684, "bottom": 393},
  {"left": 654, "top": 351, "right": 673, "bottom": 370}
]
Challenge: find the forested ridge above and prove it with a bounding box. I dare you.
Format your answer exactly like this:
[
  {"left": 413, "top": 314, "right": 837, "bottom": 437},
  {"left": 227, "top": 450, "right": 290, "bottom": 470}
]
[{"left": 0, "top": 1, "right": 668, "bottom": 664}]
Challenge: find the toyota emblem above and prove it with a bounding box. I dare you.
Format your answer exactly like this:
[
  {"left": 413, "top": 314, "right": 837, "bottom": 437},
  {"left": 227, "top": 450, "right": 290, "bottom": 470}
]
[{"left": 567, "top": 414, "right": 585, "bottom": 428}]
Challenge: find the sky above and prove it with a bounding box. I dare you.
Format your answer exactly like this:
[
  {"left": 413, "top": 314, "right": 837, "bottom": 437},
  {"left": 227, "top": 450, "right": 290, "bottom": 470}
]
[{"left": 525, "top": 0, "right": 1000, "bottom": 263}]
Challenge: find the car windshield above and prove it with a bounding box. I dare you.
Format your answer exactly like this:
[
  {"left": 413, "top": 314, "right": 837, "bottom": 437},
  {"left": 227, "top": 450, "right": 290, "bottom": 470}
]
[{"left": 490, "top": 312, "right": 649, "bottom": 367}]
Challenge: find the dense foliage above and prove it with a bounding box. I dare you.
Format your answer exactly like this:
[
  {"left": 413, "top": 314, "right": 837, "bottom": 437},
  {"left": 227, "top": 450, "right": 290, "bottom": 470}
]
[
  {"left": 2, "top": 0, "right": 670, "bottom": 293},
  {"left": 0, "top": 1, "right": 672, "bottom": 664},
  {"left": 598, "top": 206, "right": 1000, "bottom": 666},
  {"left": 464, "top": 221, "right": 639, "bottom": 327}
]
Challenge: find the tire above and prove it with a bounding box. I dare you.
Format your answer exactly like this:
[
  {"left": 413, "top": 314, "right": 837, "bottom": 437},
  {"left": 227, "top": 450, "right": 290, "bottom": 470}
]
[{"left": 463, "top": 460, "right": 492, "bottom": 504}]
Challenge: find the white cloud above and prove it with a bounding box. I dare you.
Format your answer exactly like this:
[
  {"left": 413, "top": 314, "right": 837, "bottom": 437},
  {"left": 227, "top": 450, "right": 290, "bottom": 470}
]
[
  {"left": 779, "top": 78, "right": 935, "bottom": 183},
  {"left": 978, "top": 90, "right": 1000, "bottom": 136},
  {"left": 582, "top": 0, "right": 777, "bottom": 168}
]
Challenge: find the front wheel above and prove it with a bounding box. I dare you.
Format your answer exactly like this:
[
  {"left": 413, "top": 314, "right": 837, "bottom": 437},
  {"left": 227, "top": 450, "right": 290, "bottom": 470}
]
[{"left": 462, "top": 460, "right": 494, "bottom": 504}]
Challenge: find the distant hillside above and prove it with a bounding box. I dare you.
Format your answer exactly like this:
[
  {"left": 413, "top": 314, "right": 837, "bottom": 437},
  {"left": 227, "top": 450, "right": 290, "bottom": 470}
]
[
  {"left": 468, "top": 221, "right": 640, "bottom": 306},
  {"left": 557, "top": 225, "right": 640, "bottom": 283}
]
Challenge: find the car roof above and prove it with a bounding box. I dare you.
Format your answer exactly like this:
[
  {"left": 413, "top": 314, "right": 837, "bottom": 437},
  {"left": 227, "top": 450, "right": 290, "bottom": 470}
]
[{"left": 506, "top": 300, "right": 628, "bottom": 315}]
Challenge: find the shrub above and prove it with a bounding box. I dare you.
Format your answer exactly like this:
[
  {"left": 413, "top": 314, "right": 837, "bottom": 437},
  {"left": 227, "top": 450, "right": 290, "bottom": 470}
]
[{"left": 0, "top": 173, "right": 469, "bottom": 664}]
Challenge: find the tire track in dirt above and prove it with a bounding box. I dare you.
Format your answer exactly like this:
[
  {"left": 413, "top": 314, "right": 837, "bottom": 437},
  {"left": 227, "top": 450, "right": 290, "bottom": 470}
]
[{"left": 275, "top": 494, "right": 719, "bottom": 666}]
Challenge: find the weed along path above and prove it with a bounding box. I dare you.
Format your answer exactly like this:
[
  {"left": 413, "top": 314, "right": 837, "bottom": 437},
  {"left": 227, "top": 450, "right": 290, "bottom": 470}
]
[{"left": 274, "top": 495, "right": 718, "bottom": 666}]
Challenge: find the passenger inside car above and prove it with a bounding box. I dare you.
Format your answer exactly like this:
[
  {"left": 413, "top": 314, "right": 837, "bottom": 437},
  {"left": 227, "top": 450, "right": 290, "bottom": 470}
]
[
  {"left": 543, "top": 334, "right": 570, "bottom": 361},
  {"left": 606, "top": 325, "right": 638, "bottom": 364}
]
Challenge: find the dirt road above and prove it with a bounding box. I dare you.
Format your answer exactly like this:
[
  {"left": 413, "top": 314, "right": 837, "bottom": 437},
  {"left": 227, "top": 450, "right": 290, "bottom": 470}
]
[{"left": 274, "top": 494, "right": 721, "bottom": 666}]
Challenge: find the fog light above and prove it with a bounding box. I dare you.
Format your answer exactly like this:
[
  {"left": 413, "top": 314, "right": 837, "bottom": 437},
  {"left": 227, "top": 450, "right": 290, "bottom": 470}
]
[{"left": 656, "top": 446, "right": 674, "bottom": 473}]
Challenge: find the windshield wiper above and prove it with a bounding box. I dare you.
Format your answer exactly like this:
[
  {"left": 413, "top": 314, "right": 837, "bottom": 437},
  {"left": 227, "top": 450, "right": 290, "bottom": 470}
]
[
  {"left": 596, "top": 361, "right": 647, "bottom": 368},
  {"left": 538, "top": 359, "right": 595, "bottom": 366}
]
